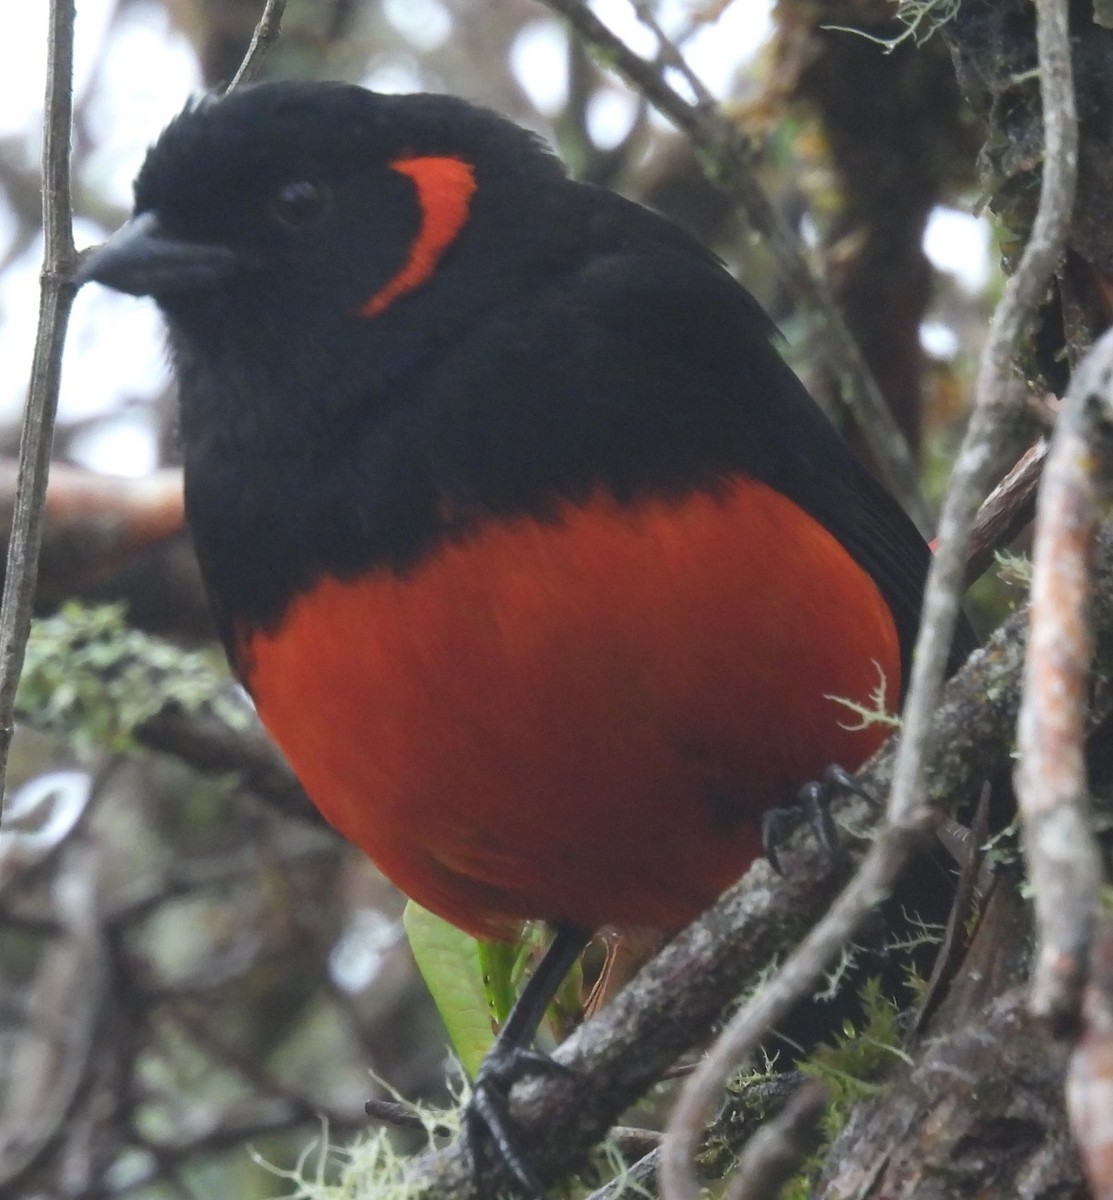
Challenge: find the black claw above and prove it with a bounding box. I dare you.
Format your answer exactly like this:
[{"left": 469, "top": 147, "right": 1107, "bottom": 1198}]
[
  {"left": 821, "top": 763, "right": 877, "bottom": 807},
  {"left": 761, "top": 807, "right": 795, "bottom": 875},
  {"left": 463, "top": 1045, "right": 576, "bottom": 1197},
  {"left": 465, "top": 1081, "right": 541, "bottom": 1195},
  {"left": 798, "top": 780, "right": 840, "bottom": 861},
  {"left": 763, "top": 764, "right": 873, "bottom": 871}
]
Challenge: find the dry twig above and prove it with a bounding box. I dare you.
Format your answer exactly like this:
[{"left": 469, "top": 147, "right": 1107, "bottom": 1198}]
[
  {"left": 964, "top": 438, "right": 1048, "bottom": 584},
  {"left": 911, "top": 783, "right": 992, "bottom": 1035},
  {"left": 225, "top": 0, "right": 287, "bottom": 91},
  {"left": 0, "top": 0, "right": 77, "bottom": 816},
  {"left": 888, "top": 0, "right": 1076, "bottom": 917}
]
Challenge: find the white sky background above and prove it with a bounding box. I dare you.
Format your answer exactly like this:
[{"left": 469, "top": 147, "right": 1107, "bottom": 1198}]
[{"left": 0, "top": 0, "right": 992, "bottom": 477}]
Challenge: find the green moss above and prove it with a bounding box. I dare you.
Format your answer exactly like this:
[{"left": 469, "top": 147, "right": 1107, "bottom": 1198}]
[
  {"left": 777, "top": 977, "right": 919, "bottom": 1199},
  {"left": 802, "top": 979, "right": 910, "bottom": 1116}
]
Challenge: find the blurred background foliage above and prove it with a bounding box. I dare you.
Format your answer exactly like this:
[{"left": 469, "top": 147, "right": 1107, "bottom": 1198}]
[{"left": 0, "top": 1, "right": 1004, "bottom": 1196}]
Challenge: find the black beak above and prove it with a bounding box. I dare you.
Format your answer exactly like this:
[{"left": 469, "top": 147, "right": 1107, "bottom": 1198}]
[{"left": 76, "top": 212, "right": 238, "bottom": 298}]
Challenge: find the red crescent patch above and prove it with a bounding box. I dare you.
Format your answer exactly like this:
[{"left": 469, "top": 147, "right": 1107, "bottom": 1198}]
[{"left": 360, "top": 156, "right": 477, "bottom": 318}]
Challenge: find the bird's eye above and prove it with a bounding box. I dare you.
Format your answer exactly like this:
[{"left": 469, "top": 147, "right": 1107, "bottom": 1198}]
[{"left": 271, "top": 180, "right": 332, "bottom": 229}]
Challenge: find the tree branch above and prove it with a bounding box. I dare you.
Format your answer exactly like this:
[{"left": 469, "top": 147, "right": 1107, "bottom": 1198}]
[
  {"left": 1068, "top": 918, "right": 1113, "bottom": 1200},
  {"left": 889, "top": 0, "right": 1076, "bottom": 892},
  {"left": 662, "top": 1, "right": 1079, "bottom": 1194},
  {"left": 1017, "top": 325, "right": 1113, "bottom": 1026}
]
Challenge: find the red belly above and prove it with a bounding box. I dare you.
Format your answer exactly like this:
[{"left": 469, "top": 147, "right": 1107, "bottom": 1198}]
[{"left": 239, "top": 479, "right": 899, "bottom": 938}]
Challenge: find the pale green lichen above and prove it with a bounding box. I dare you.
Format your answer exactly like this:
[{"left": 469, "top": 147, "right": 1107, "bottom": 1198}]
[
  {"left": 17, "top": 601, "right": 245, "bottom": 754},
  {"left": 256, "top": 1073, "right": 650, "bottom": 1199},
  {"left": 824, "top": 0, "right": 961, "bottom": 54},
  {"left": 825, "top": 663, "right": 901, "bottom": 733}
]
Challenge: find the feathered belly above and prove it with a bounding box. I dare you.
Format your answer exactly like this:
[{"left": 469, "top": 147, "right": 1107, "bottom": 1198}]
[{"left": 238, "top": 479, "right": 899, "bottom": 938}]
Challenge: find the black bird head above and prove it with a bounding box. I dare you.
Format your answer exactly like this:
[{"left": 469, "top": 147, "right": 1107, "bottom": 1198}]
[{"left": 78, "top": 84, "right": 579, "bottom": 410}]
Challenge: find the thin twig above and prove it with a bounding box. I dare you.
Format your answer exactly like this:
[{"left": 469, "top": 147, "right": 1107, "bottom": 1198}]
[
  {"left": 586, "top": 1148, "right": 660, "bottom": 1200},
  {"left": 910, "top": 783, "right": 992, "bottom": 1036},
  {"left": 365, "top": 1097, "right": 451, "bottom": 1136},
  {"left": 631, "top": 2, "right": 715, "bottom": 109},
  {"left": 660, "top": 0, "right": 1078, "bottom": 1195},
  {"left": 890, "top": 0, "right": 1076, "bottom": 864},
  {"left": 539, "top": 0, "right": 931, "bottom": 533},
  {"left": 0, "top": 0, "right": 77, "bottom": 820},
  {"left": 964, "top": 438, "right": 1048, "bottom": 584},
  {"left": 225, "top": 0, "right": 287, "bottom": 92},
  {"left": 1016, "top": 325, "right": 1113, "bottom": 1026}
]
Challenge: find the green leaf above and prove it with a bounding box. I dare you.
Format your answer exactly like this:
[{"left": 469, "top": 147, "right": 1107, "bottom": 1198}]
[
  {"left": 403, "top": 902, "right": 499, "bottom": 1078},
  {"left": 477, "top": 938, "right": 521, "bottom": 1030},
  {"left": 403, "top": 909, "right": 585, "bottom": 1076}
]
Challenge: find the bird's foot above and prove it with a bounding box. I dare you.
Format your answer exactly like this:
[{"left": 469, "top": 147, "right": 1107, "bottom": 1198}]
[
  {"left": 762, "top": 764, "right": 875, "bottom": 875},
  {"left": 462, "top": 1043, "right": 576, "bottom": 1197}
]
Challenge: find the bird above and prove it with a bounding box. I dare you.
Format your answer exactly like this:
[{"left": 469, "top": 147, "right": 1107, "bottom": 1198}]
[{"left": 77, "top": 80, "right": 950, "bottom": 1195}]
